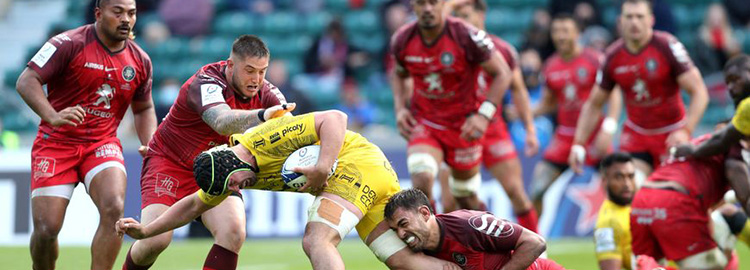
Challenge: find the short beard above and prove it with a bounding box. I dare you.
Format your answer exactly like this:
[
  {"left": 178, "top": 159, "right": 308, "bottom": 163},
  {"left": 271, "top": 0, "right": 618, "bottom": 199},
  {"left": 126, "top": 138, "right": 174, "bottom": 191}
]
[{"left": 607, "top": 187, "right": 632, "bottom": 206}]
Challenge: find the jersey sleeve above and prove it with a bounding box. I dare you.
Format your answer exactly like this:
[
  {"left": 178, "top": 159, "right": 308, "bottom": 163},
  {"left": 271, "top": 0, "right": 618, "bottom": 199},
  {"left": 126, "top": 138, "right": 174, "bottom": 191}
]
[
  {"left": 598, "top": 53, "right": 616, "bottom": 92},
  {"left": 134, "top": 56, "right": 153, "bottom": 102},
  {"left": 389, "top": 26, "right": 409, "bottom": 75},
  {"left": 197, "top": 190, "right": 231, "bottom": 206},
  {"left": 261, "top": 81, "right": 286, "bottom": 108},
  {"left": 495, "top": 39, "right": 518, "bottom": 70},
  {"left": 455, "top": 21, "right": 493, "bottom": 65},
  {"left": 456, "top": 212, "right": 523, "bottom": 252},
  {"left": 659, "top": 34, "right": 694, "bottom": 77},
  {"left": 186, "top": 74, "right": 228, "bottom": 115},
  {"left": 593, "top": 206, "right": 624, "bottom": 261},
  {"left": 231, "top": 113, "right": 319, "bottom": 160},
  {"left": 732, "top": 98, "right": 750, "bottom": 136},
  {"left": 26, "top": 33, "right": 80, "bottom": 83}
]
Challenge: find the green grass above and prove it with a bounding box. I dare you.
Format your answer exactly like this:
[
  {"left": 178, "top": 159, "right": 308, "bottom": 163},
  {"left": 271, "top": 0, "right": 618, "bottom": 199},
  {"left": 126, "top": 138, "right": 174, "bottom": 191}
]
[{"left": 1, "top": 238, "right": 749, "bottom": 269}]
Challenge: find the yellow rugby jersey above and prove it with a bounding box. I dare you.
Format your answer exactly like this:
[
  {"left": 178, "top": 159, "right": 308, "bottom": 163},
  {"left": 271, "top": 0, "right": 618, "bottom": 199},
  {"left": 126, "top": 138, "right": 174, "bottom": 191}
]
[
  {"left": 732, "top": 98, "right": 750, "bottom": 136},
  {"left": 198, "top": 113, "right": 395, "bottom": 209},
  {"left": 594, "top": 199, "right": 632, "bottom": 270}
]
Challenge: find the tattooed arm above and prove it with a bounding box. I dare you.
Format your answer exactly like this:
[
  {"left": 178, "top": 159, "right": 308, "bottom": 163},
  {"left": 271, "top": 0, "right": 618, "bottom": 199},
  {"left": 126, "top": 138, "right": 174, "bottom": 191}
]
[{"left": 201, "top": 103, "right": 296, "bottom": 135}]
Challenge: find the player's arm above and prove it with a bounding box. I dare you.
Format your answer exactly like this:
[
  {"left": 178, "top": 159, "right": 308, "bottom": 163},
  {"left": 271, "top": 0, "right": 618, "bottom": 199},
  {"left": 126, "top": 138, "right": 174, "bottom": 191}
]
[
  {"left": 500, "top": 228, "right": 546, "bottom": 270},
  {"left": 508, "top": 65, "right": 539, "bottom": 155},
  {"left": 594, "top": 225, "right": 623, "bottom": 270},
  {"left": 532, "top": 86, "right": 557, "bottom": 117},
  {"left": 676, "top": 67, "right": 709, "bottom": 136},
  {"left": 569, "top": 86, "right": 611, "bottom": 172},
  {"left": 116, "top": 192, "right": 214, "bottom": 239},
  {"left": 296, "top": 110, "right": 348, "bottom": 192},
  {"left": 460, "top": 46, "right": 512, "bottom": 141},
  {"left": 201, "top": 103, "right": 295, "bottom": 136},
  {"left": 16, "top": 67, "right": 85, "bottom": 127},
  {"left": 726, "top": 158, "right": 750, "bottom": 214},
  {"left": 687, "top": 124, "right": 745, "bottom": 158},
  {"left": 389, "top": 57, "right": 417, "bottom": 139}
]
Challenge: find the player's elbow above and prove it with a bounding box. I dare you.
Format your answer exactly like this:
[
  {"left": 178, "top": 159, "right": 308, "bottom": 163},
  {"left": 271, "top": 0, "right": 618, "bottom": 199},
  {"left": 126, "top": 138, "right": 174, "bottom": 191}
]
[
  {"left": 322, "top": 110, "right": 348, "bottom": 126},
  {"left": 15, "top": 69, "right": 37, "bottom": 95},
  {"left": 530, "top": 233, "right": 547, "bottom": 256}
]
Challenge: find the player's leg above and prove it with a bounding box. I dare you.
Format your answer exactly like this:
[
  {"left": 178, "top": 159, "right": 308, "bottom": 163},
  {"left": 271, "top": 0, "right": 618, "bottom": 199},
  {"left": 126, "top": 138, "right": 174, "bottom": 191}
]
[
  {"left": 200, "top": 194, "right": 246, "bottom": 270},
  {"left": 125, "top": 204, "right": 174, "bottom": 269},
  {"left": 450, "top": 165, "right": 485, "bottom": 210},
  {"left": 436, "top": 163, "right": 456, "bottom": 213},
  {"left": 29, "top": 139, "right": 79, "bottom": 270},
  {"left": 630, "top": 189, "right": 666, "bottom": 263},
  {"left": 530, "top": 161, "right": 564, "bottom": 215},
  {"left": 407, "top": 144, "right": 443, "bottom": 203},
  {"left": 489, "top": 157, "right": 538, "bottom": 231},
  {"left": 30, "top": 188, "right": 73, "bottom": 270},
  {"left": 303, "top": 193, "right": 364, "bottom": 270},
  {"left": 87, "top": 167, "right": 127, "bottom": 270}
]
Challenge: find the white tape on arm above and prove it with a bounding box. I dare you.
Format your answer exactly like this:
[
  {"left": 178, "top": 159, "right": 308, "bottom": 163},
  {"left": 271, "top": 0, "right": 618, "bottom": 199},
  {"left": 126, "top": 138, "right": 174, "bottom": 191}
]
[{"left": 571, "top": 144, "right": 586, "bottom": 164}]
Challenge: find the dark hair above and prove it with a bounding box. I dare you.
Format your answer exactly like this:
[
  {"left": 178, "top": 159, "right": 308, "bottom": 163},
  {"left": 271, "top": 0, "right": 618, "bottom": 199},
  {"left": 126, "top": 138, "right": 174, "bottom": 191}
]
[
  {"left": 384, "top": 188, "right": 434, "bottom": 220},
  {"left": 599, "top": 152, "right": 633, "bottom": 172},
  {"left": 193, "top": 146, "right": 258, "bottom": 196},
  {"left": 471, "top": 0, "right": 487, "bottom": 12},
  {"left": 622, "top": 0, "right": 653, "bottom": 13},
  {"left": 232, "top": 35, "right": 270, "bottom": 59},
  {"left": 724, "top": 54, "right": 750, "bottom": 73},
  {"left": 551, "top": 13, "right": 581, "bottom": 31}
]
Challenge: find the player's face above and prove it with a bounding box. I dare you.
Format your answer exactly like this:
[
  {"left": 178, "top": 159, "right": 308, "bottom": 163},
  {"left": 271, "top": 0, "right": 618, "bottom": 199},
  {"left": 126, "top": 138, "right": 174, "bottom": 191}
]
[
  {"left": 96, "top": 0, "right": 137, "bottom": 42},
  {"left": 412, "top": 0, "right": 444, "bottom": 30},
  {"left": 453, "top": 4, "right": 482, "bottom": 28},
  {"left": 550, "top": 19, "right": 579, "bottom": 55},
  {"left": 388, "top": 206, "right": 432, "bottom": 252},
  {"left": 725, "top": 65, "right": 750, "bottom": 107},
  {"left": 227, "top": 55, "right": 269, "bottom": 98},
  {"left": 604, "top": 162, "right": 636, "bottom": 205},
  {"left": 620, "top": 2, "right": 654, "bottom": 42},
  {"left": 227, "top": 170, "right": 257, "bottom": 192}
]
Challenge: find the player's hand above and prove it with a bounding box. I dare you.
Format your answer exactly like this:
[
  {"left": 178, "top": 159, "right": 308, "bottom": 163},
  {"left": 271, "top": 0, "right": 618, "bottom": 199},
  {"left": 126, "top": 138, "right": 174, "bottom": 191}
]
[
  {"left": 115, "top": 217, "right": 148, "bottom": 239},
  {"left": 524, "top": 132, "right": 539, "bottom": 156},
  {"left": 264, "top": 103, "right": 296, "bottom": 120},
  {"left": 138, "top": 145, "right": 149, "bottom": 157},
  {"left": 461, "top": 114, "right": 490, "bottom": 141},
  {"left": 669, "top": 144, "right": 694, "bottom": 159},
  {"left": 567, "top": 144, "right": 586, "bottom": 174},
  {"left": 49, "top": 105, "right": 86, "bottom": 127},
  {"left": 294, "top": 164, "right": 330, "bottom": 193},
  {"left": 665, "top": 128, "right": 690, "bottom": 147},
  {"left": 396, "top": 108, "right": 418, "bottom": 139}
]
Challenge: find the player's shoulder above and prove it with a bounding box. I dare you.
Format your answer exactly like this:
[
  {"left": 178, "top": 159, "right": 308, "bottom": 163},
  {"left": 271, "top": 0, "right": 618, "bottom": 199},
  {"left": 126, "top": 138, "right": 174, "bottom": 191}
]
[
  {"left": 445, "top": 17, "right": 479, "bottom": 39},
  {"left": 581, "top": 48, "right": 604, "bottom": 65},
  {"left": 125, "top": 39, "right": 152, "bottom": 66},
  {"left": 443, "top": 210, "right": 514, "bottom": 235},
  {"left": 47, "top": 24, "right": 92, "bottom": 51},
  {"left": 651, "top": 30, "right": 680, "bottom": 46},
  {"left": 391, "top": 21, "right": 419, "bottom": 47},
  {"left": 603, "top": 38, "right": 626, "bottom": 59},
  {"left": 543, "top": 53, "right": 562, "bottom": 68},
  {"left": 738, "top": 98, "right": 750, "bottom": 113},
  {"left": 194, "top": 61, "right": 229, "bottom": 87}
]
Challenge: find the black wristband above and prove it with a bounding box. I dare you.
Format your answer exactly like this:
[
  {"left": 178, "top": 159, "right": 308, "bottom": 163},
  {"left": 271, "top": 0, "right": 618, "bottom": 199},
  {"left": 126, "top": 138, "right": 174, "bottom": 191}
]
[{"left": 258, "top": 109, "right": 266, "bottom": 122}]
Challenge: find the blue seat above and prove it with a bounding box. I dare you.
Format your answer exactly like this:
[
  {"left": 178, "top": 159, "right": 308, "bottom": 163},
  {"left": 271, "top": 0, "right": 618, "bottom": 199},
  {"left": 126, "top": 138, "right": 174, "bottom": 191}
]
[
  {"left": 343, "top": 10, "right": 380, "bottom": 34},
  {"left": 301, "top": 12, "right": 333, "bottom": 36},
  {"left": 214, "top": 12, "right": 259, "bottom": 37},
  {"left": 261, "top": 12, "right": 299, "bottom": 34}
]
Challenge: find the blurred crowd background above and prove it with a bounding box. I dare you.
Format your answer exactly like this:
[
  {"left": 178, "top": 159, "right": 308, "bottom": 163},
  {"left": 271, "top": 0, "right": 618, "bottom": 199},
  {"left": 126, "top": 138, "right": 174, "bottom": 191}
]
[{"left": 0, "top": 0, "right": 749, "bottom": 152}]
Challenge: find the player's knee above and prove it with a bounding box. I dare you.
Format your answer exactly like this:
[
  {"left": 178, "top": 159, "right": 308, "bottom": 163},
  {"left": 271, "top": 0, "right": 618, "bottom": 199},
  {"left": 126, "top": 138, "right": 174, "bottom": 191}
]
[
  {"left": 407, "top": 153, "right": 438, "bottom": 180},
  {"left": 678, "top": 248, "right": 727, "bottom": 269},
  {"left": 137, "top": 233, "right": 173, "bottom": 255},
  {"left": 33, "top": 221, "right": 62, "bottom": 242},
  {"left": 98, "top": 198, "right": 125, "bottom": 220},
  {"left": 301, "top": 232, "right": 330, "bottom": 256},
  {"left": 214, "top": 227, "right": 246, "bottom": 252},
  {"left": 449, "top": 173, "right": 481, "bottom": 197}
]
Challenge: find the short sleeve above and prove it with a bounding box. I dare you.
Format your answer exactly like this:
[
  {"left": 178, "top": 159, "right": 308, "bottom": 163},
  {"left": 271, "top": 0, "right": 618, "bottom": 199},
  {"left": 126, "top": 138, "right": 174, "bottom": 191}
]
[
  {"left": 598, "top": 55, "right": 615, "bottom": 92},
  {"left": 27, "top": 34, "right": 79, "bottom": 83},
  {"left": 134, "top": 56, "right": 153, "bottom": 102},
  {"left": 186, "top": 74, "right": 227, "bottom": 115},
  {"left": 389, "top": 28, "right": 408, "bottom": 75},
  {"left": 495, "top": 39, "right": 518, "bottom": 70},
  {"left": 261, "top": 81, "right": 286, "bottom": 108},
  {"left": 660, "top": 34, "right": 694, "bottom": 77},
  {"left": 594, "top": 227, "right": 621, "bottom": 260},
  {"left": 459, "top": 213, "right": 522, "bottom": 252},
  {"left": 732, "top": 98, "right": 750, "bottom": 136},
  {"left": 457, "top": 22, "right": 493, "bottom": 65},
  {"left": 197, "top": 190, "right": 231, "bottom": 206}
]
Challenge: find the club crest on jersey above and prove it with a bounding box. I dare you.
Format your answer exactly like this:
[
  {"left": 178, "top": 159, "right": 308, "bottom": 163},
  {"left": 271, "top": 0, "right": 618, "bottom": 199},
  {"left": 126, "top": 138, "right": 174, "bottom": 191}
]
[
  {"left": 645, "top": 58, "right": 657, "bottom": 73},
  {"left": 452, "top": 252, "right": 467, "bottom": 266},
  {"left": 577, "top": 67, "right": 588, "bottom": 82},
  {"left": 122, "top": 65, "right": 136, "bottom": 82},
  {"left": 94, "top": 83, "right": 116, "bottom": 109},
  {"left": 440, "top": 52, "right": 454, "bottom": 66}
]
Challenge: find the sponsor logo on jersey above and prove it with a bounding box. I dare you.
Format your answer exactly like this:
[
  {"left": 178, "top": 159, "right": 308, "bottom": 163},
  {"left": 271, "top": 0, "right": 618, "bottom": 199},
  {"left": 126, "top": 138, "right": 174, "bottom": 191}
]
[
  {"left": 84, "top": 62, "right": 104, "bottom": 70},
  {"left": 105, "top": 67, "right": 118, "bottom": 72},
  {"left": 645, "top": 58, "right": 657, "bottom": 73},
  {"left": 122, "top": 65, "right": 136, "bottom": 82},
  {"left": 94, "top": 83, "right": 116, "bottom": 109},
  {"left": 440, "top": 52, "right": 454, "bottom": 66},
  {"left": 632, "top": 79, "right": 650, "bottom": 101},
  {"left": 201, "top": 83, "right": 225, "bottom": 106},
  {"left": 86, "top": 107, "right": 114, "bottom": 118},
  {"left": 424, "top": 73, "right": 444, "bottom": 93},
  {"left": 253, "top": 138, "right": 266, "bottom": 148},
  {"left": 282, "top": 123, "right": 306, "bottom": 137},
  {"left": 468, "top": 213, "right": 514, "bottom": 237},
  {"left": 452, "top": 252, "right": 467, "bottom": 266},
  {"left": 269, "top": 132, "right": 281, "bottom": 144},
  {"left": 155, "top": 173, "right": 179, "bottom": 198},
  {"left": 33, "top": 157, "right": 56, "bottom": 180},
  {"left": 51, "top": 33, "right": 71, "bottom": 44},
  {"left": 577, "top": 67, "right": 588, "bottom": 82},
  {"left": 564, "top": 83, "right": 577, "bottom": 101},
  {"left": 94, "top": 143, "right": 123, "bottom": 159}
]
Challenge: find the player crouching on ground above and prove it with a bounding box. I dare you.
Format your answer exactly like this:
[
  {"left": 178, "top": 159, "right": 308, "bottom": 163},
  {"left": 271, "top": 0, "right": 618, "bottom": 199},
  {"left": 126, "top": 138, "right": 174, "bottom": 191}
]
[
  {"left": 117, "top": 110, "right": 462, "bottom": 270},
  {"left": 384, "top": 188, "right": 567, "bottom": 270}
]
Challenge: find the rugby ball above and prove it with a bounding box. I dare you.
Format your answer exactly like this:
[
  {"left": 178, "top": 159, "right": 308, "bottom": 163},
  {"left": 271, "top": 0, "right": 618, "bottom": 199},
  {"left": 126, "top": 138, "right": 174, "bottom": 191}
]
[{"left": 281, "top": 145, "right": 338, "bottom": 189}]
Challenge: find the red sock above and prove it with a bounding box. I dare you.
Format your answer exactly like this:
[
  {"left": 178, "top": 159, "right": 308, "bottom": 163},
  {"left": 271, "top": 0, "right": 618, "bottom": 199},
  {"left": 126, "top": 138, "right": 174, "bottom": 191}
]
[
  {"left": 123, "top": 246, "right": 153, "bottom": 270},
  {"left": 516, "top": 208, "right": 539, "bottom": 232},
  {"left": 725, "top": 251, "right": 739, "bottom": 270},
  {"left": 203, "top": 244, "right": 238, "bottom": 270}
]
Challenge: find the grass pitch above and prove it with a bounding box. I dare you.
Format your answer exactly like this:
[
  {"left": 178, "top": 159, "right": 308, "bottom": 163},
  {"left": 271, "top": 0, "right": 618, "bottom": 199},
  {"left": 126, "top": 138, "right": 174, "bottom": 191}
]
[{"left": 2, "top": 238, "right": 749, "bottom": 269}]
